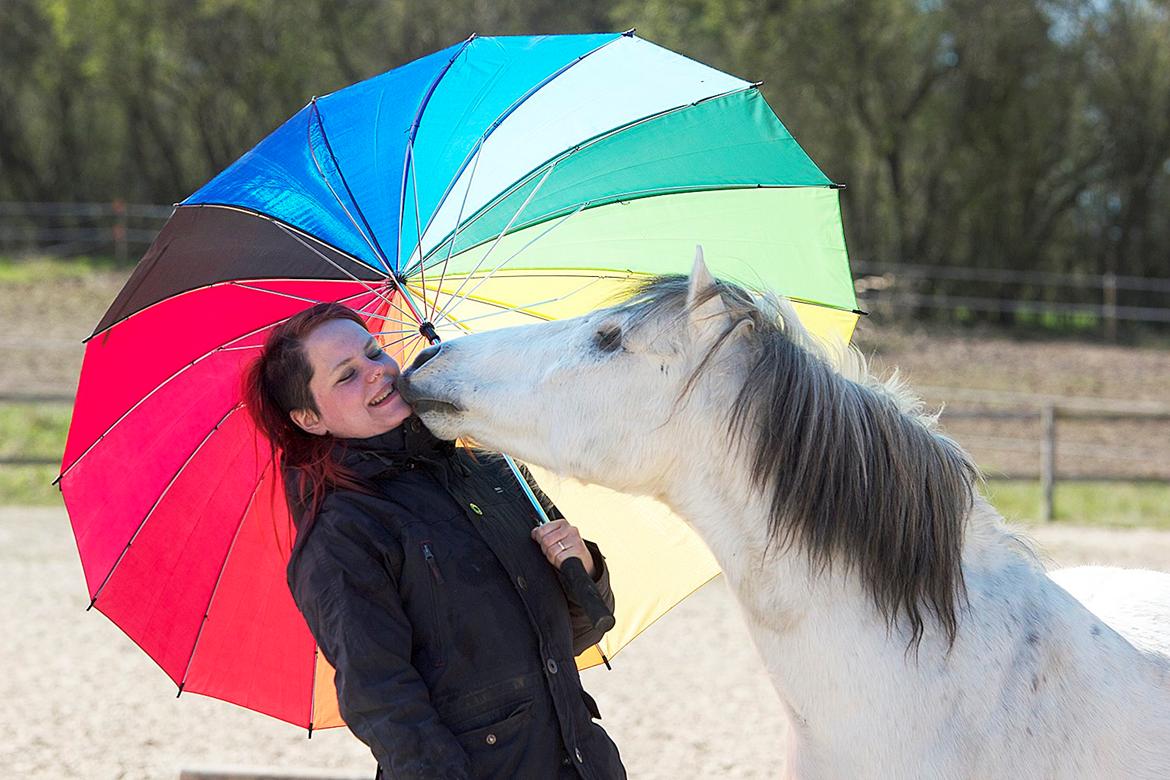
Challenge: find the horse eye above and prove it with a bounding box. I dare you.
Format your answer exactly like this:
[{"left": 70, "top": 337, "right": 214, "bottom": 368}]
[{"left": 595, "top": 326, "right": 623, "bottom": 353}]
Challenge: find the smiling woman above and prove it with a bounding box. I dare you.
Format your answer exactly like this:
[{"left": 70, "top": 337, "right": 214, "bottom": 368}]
[
  {"left": 289, "top": 318, "right": 413, "bottom": 439},
  {"left": 241, "top": 302, "right": 626, "bottom": 780}
]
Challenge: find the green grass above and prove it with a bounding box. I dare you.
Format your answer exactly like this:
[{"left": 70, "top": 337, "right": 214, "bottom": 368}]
[
  {"left": 0, "top": 254, "right": 132, "bottom": 283},
  {"left": 984, "top": 479, "right": 1170, "bottom": 530},
  {"left": 0, "top": 402, "right": 71, "bottom": 505},
  {"left": 0, "top": 465, "right": 64, "bottom": 505}
]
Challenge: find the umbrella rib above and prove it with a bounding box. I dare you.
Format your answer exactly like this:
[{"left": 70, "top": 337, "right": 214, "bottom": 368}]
[
  {"left": 437, "top": 275, "right": 610, "bottom": 327},
  {"left": 402, "top": 285, "right": 474, "bottom": 336},
  {"left": 307, "top": 101, "right": 394, "bottom": 274},
  {"left": 414, "top": 82, "right": 760, "bottom": 270},
  {"left": 309, "top": 645, "right": 321, "bottom": 734},
  {"left": 227, "top": 280, "right": 414, "bottom": 330},
  {"left": 87, "top": 403, "right": 245, "bottom": 609},
  {"left": 86, "top": 205, "right": 389, "bottom": 343},
  {"left": 193, "top": 204, "right": 391, "bottom": 279},
  {"left": 424, "top": 138, "right": 482, "bottom": 322},
  {"left": 419, "top": 179, "right": 819, "bottom": 279},
  {"left": 406, "top": 34, "right": 626, "bottom": 266},
  {"left": 270, "top": 221, "right": 416, "bottom": 326},
  {"left": 437, "top": 202, "right": 586, "bottom": 323},
  {"left": 177, "top": 450, "right": 274, "bottom": 694},
  {"left": 393, "top": 35, "right": 477, "bottom": 275},
  {"left": 369, "top": 330, "right": 428, "bottom": 350},
  {"left": 59, "top": 287, "right": 377, "bottom": 482},
  {"left": 407, "top": 139, "right": 428, "bottom": 315},
  {"left": 430, "top": 164, "right": 556, "bottom": 321}
]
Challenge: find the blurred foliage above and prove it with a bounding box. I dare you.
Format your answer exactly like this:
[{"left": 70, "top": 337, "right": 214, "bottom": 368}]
[{"left": 2, "top": 0, "right": 1169, "bottom": 311}]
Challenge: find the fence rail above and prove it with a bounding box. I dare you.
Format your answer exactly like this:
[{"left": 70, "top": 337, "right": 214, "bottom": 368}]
[
  {"left": 854, "top": 260, "right": 1170, "bottom": 336},
  {"left": 2, "top": 201, "right": 1168, "bottom": 335},
  {"left": 0, "top": 200, "right": 172, "bottom": 261},
  {"left": 3, "top": 391, "right": 1166, "bottom": 524}
]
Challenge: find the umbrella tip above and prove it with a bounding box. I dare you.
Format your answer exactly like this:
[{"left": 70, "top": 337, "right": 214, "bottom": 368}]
[
  {"left": 622, "top": 28, "right": 636, "bottom": 37},
  {"left": 177, "top": 683, "right": 185, "bottom": 698}
]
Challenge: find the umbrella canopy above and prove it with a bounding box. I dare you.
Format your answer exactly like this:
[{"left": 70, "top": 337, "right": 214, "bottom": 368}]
[{"left": 61, "top": 31, "right": 859, "bottom": 731}]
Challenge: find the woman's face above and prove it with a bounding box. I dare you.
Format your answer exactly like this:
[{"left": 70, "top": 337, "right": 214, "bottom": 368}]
[{"left": 290, "top": 318, "right": 414, "bottom": 439}]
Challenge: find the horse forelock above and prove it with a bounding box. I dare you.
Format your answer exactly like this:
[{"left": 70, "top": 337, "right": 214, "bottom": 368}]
[{"left": 617, "top": 274, "right": 978, "bottom": 645}]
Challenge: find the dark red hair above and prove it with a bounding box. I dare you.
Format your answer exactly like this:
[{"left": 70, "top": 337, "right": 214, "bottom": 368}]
[{"left": 243, "top": 302, "right": 375, "bottom": 543}]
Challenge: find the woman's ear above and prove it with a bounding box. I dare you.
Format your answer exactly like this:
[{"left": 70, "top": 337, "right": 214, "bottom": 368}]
[{"left": 290, "top": 408, "right": 327, "bottom": 436}]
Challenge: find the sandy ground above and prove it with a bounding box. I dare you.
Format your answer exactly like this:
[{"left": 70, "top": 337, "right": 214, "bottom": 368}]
[{"left": 4, "top": 505, "right": 1170, "bottom": 780}]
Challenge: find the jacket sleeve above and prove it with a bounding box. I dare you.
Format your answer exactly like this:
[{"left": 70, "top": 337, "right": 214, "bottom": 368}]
[
  {"left": 515, "top": 462, "right": 616, "bottom": 653},
  {"left": 289, "top": 507, "right": 471, "bottom": 779}
]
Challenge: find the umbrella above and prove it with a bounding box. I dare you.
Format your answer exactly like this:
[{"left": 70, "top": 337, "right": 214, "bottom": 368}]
[{"left": 60, "top": 31, "right": 859, "bottom": 731}]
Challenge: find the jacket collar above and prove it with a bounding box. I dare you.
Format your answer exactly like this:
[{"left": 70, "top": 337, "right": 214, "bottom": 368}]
[{"left": 334, "top": 416, "right": 457, "bottom": 480}]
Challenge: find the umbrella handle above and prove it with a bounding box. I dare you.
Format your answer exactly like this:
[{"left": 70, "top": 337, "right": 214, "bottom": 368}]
[{"left": 560, "top": 555, "right": 617, "bottom": 634}]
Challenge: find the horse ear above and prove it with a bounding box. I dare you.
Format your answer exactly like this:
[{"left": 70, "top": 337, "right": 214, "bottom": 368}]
[{"left": 686, "top": 244, "right": 728, "bottom": 338}]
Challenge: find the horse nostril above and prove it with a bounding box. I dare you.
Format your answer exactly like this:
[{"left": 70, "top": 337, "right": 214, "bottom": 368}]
[{"left": 409, "top": 344, "right": 441, "bottom": 372}]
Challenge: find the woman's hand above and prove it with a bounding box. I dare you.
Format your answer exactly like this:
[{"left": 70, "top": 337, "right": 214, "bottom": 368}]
[{"left": 531, "top": 519, "right": 595, "bottom": 578}]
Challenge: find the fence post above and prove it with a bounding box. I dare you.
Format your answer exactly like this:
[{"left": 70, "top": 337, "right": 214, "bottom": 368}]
[
  {"left": 112, "top": 199, "right": 127, "bottom": 263},
  {"left": 1040, "top": 403, "right": 1056, "bottom": 521},
  {"left": 1102, "top": 271, "right": 1118, "bottom": 342}
]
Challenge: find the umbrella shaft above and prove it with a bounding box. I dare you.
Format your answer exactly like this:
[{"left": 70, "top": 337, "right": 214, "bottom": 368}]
[{"left": 398, "top": 283, "right": 549, "bottom": 527}]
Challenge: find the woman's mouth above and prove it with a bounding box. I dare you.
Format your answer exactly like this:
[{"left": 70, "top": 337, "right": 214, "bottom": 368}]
[{"left": 368, "top": 383, "right": 397, "bottom": 407}]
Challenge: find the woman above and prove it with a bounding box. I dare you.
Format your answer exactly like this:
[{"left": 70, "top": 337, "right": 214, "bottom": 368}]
[{"left": 244, "top": 302, "right": 626, "bottom": 779}]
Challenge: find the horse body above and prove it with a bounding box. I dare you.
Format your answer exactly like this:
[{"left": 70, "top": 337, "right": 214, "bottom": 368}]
[
  {"left": 663, "top": 415, "right": 1170, "bottom": 779},
  {"left": 400, "top": 251, "right": 1170, "bottom": 777}
]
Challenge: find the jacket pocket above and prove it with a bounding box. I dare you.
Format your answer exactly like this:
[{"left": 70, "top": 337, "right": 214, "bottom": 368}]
[
  {"left": 420, "top": 541, "right": 446, "bottom": 668},
  {"left": 453, "top": 699, "right": 534, "bottom": 780}
]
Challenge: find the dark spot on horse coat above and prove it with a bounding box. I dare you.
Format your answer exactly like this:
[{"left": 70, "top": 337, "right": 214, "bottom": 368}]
[
  {"left": 1025, "top": 631, "right": 1040, "bottom": 646},
  {"left": 1091, "top": 625, "right": 1102, "bottom": 638}
]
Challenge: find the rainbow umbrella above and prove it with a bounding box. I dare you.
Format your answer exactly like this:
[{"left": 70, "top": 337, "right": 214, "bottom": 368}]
[{"left": 60, "top": 31, "right": 859, "bottom": 731}]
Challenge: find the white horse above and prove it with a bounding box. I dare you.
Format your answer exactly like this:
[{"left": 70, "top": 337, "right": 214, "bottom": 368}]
[{"left": 400, "top": 250, "right": 1170, "bottom": 778}]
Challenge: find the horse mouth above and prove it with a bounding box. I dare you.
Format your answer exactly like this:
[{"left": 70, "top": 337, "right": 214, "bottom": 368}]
[{"left": 409, "top": 398, "right": 463, "bottom": 416}]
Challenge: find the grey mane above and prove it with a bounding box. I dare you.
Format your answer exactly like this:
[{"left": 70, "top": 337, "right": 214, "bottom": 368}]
[{"left": 618, "top": 275, "right": 979, "bottom": 645}]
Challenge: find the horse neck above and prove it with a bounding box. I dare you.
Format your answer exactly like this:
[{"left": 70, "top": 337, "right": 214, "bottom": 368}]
[{"left": 660, "top": 419, "right": 1058, "bottom": 763}]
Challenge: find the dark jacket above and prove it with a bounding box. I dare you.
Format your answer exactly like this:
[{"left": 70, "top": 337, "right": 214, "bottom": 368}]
[{"left": 285, "top": 417, "right": 626, "bottom": 780}]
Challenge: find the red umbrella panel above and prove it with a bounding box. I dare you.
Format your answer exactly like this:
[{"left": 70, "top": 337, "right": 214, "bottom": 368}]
[{"left": 60, "top": 212, "right": 410, "bottom": 728}]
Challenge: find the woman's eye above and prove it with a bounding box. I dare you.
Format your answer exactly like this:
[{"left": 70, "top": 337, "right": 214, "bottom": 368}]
[{"left": 337, "top": 369, "right": 355, "bottom": 384}]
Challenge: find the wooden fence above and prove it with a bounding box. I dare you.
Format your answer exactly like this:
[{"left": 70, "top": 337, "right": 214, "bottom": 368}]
[
  {"left": 0, "top": 201, "right": 171, "bottom": 261},
  {"left": 920, "top": 386, "right": 1170, "bottom": 521},
  {"left": 854, "top": 260, "right": 1170, "bottom": 338},
  {"left": 5, "top": 388, "right": 1167, "bottom": 522}
]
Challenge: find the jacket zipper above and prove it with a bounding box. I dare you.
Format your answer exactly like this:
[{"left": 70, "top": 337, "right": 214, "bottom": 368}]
[
  {"left": 421, "top": 541, "right": 446, "bottom": 667},
  {"left": 422, "top": 542, "right": 445, "bottom": 584}
]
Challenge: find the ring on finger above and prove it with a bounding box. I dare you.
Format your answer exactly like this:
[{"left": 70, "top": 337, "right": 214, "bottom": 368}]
[{"left": 557, "top": 540, "right": 567, "bottom": 552}]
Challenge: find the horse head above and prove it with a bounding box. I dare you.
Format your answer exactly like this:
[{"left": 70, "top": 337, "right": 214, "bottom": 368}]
[{"left": 399, "top": 247, "right": 745, "bottom": 495}]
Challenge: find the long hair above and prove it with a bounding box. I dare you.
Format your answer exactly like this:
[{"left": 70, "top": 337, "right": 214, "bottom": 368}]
[
  {"left": 619, "top": 276, "right": 978, "bottom": 647},
  {"left": 242, "top": 302, "right": 375, "bottom": 544}
]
